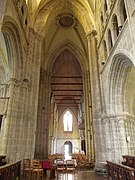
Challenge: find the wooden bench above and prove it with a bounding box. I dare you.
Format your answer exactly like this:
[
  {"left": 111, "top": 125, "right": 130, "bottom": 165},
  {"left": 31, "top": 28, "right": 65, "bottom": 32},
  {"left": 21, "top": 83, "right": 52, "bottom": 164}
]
[
  {"left": 122, "top": 155, "right": 135, "bottom": 168},
  {"left": 0, "top": 160, "right": 21, "bottom": 179},
  {"left": 106, "top": 161, "right": 135, "bottom": 180}
]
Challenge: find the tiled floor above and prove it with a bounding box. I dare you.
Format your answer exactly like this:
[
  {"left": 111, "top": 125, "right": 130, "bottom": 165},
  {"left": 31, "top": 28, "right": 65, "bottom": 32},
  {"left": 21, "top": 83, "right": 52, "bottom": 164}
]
[
  {"left": 46, "top": 170, "right": 107, "bottom": 180},
  {"left": 21, "top": 169, "right": 107, "bottom": 179}
]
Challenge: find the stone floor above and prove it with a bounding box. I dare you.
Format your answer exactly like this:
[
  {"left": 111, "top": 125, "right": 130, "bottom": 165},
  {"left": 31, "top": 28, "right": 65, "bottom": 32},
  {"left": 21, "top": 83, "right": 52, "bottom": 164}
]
[{"left": 45, "top": 170, "right": 107, "bottom": 180}]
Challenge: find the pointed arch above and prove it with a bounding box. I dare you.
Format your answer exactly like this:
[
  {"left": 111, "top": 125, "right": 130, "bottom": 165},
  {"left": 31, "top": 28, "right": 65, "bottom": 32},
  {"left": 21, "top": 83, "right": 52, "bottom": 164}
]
[
  {"left": 63, "top": 110, "right": 73, "bottom": 132},
  {"left": 107, "top": 29, "right": 113, "bottom": 52},
  {"left": 59, "top": 107, "right": 75, "bottom": 120},
  {"left": 1, "top": 16, "right": 24, "bottom": 79},
  {"left": 112, "top": 14, "right": 119, "bottom": 41},
  {"left": 108, "top": 53, "right": 134, "bottom": 114},
  {"left": 118, "top": 0, "right": 127, "bottom": 26},
  {"left": 104, "top": 0, "right": 108, "bottom": 13},
  {"left": 45, "top": 40, "right": 87, "bottom": 75},
  {"left": 103, "top": 40, "right": 107, "bottom": 60}
]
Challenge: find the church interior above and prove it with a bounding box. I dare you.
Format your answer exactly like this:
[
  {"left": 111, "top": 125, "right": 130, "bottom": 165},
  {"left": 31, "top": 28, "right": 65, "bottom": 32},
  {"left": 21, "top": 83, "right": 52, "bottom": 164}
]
[{"left": 0, "top": 0, "right": 135, "bottom": 179}]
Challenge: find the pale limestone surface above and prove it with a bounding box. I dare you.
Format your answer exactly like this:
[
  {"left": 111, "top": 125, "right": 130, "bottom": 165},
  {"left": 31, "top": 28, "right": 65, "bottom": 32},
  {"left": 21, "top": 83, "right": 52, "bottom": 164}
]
[{"left": 0, "top": 0, "right": 134, "bottom": 168}]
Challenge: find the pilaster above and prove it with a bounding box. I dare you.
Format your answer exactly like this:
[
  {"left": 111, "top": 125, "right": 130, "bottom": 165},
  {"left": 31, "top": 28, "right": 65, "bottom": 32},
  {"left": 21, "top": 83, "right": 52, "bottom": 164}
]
[
  {"left": 83, "top": 70, "right": 95, "bottom": 162},
  {"left": 86, "top": 30, "right": 104, "bottom": 164},
  {"left": 22, "top": 28, "right": 43, "bottom": 159},
  {"left": 101, "top": 112, "right": 135, "bottom": 163},
  {"left": 34, "top": 69, "right": 51, "bottom": 159}
]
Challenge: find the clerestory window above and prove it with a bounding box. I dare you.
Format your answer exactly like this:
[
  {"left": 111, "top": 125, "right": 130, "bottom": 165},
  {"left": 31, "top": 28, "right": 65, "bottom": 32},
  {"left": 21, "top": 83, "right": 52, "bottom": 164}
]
[{"left": 63, "top": 111, "right": 72, "bottom": 132}]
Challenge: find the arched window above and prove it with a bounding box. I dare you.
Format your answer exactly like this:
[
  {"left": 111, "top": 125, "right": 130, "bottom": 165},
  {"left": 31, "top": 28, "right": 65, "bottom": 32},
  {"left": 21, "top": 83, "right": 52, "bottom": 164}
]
[
  {"left": 108, "top": 29, "right": 113, "bottom": 51},
  {"left": 100, "top": 12, "right": 104, "bottom": 31},
  {"left": 120, "top": 0, "right": 127, "bottom": 25},
  {"left": 104, "top": 0, "right": 108, "bottom": 13},
  {"left": 101, "top": 13, "right": 104, "bottom": 24},
  {"left": 112, "top": 14, "right": 119, "bottom": 40},
  {"left": 103, "top": 40, "right": 107, "bottom": 60},
  {"left": 63, "top": 111, "right": 72, "bottom": 131}
]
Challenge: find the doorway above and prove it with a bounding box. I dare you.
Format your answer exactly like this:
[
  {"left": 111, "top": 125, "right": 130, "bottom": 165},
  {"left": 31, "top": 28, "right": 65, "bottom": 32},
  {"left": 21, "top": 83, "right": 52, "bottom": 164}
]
[{"left": 64, "top": 141, "right": 72, "bottom": 160}]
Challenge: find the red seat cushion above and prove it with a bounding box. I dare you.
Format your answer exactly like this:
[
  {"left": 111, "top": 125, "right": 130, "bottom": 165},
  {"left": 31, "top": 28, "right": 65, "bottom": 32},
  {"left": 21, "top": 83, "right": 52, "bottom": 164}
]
[{"left": 42, "top": 161, "right": 51, "bottom": 170}]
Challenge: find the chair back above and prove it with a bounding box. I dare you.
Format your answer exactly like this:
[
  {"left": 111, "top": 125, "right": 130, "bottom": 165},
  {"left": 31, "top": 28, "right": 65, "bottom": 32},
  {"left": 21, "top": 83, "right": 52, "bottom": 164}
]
[
  {"left": 23, "top": 159, "right": 31, "bottom": 169},
  {"left": 56, "top": 159, "right": 65, "bottom": 173},
  {"left": 66, "top": 159, "right": 75, "bottom": 173},
  {"left": 32, "top": 159, "right": 41, "bottom": 169},
  {"left": 56, "top": 159, "right": 64, "bottom": 167},
  {"left": 66, "top": 160, "right": 75, "bottom": 168}
]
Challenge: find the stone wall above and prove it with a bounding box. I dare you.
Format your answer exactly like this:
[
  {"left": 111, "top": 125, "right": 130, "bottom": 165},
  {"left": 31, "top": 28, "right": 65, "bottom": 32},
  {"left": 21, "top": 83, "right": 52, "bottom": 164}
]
[
  {"left": 56, "top": 110, "right": 80, "bottom": 154},
  {"left": 97, "top": 0, "right": 135, "bottom": 164}
]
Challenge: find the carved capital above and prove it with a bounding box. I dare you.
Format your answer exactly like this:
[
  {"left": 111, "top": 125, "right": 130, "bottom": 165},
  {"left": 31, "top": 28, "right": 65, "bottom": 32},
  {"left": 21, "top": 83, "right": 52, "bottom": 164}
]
[
  {"left": 29, "top": 27, "right": 43, "bottom": 41},
  {"left": 86, "top": 30, "right": 97, "bottom": 39},
  {"left": 9, "top": 78, "right": 29, "bottom": 89}
]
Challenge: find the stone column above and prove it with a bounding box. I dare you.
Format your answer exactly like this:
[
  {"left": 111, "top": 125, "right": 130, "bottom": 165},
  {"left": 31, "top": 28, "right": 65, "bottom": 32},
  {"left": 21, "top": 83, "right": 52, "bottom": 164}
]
[
  {"left": 24, "top": 28, "right": 42, "bottom": 159},
  {"left": 0, "top": 78, "right": 14, "bottom": 156},
  {"left": 86, "top": 30, "right": 104, "bottom": 165},
  {"left": 83, "top": 71, "right": 95, "bottom": 162},
  {"left": 101, "top": 113, "right": 132, "bottom": 163},
  {"left": 34, "top": 69, "right": 51, "bottom": 159},
  {"left": 0, "top": 78, "right": 29, "bottom": 162},
  {"left": 48, "top": 97, "right": 55, "bottom": 154},
  {"left": 0, "top": 27, "right": 42, "bottom": 162},
  {"left": 124, "top": 114, "right": 135, "bottom": 155},
  {"left": 49, "top": 136, "right": 54, "bottom": 155}
]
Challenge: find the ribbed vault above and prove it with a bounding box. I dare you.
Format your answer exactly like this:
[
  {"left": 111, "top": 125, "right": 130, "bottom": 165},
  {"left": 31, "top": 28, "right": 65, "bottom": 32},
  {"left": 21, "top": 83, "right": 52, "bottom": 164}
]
[{"left": 31, "top": 0, "right": 96, "bottom": 35}]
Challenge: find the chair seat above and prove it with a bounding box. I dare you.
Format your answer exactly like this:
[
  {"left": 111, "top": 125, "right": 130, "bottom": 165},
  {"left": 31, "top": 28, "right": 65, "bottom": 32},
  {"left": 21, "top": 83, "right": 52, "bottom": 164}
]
[
  {"left": 66, "top": 160, "right": 75, "bottom": 174},
  {"left": 57, "top": 167, "right": 65, "bottom": 170},
  {"left": 33, "top": 168, "right": 43, "bottom": 172},
  {"left": 66, "top": 167, "right": 75, "bottom": 170}
]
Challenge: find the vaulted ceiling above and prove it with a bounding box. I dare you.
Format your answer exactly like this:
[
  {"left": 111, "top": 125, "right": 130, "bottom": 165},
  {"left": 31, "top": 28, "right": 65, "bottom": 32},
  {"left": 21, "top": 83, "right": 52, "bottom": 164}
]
[
  {"left": 26, "top": 0, "right": 97, "bottom": 111},
  {"left": 51, "top": 49, "right": 83, "bottom": 108},
  {"left": 26, "top": 0, "right": 96, "bottom": 14},
  {"left": 26, "top": 0, "right": 96, "bottom": 35}
]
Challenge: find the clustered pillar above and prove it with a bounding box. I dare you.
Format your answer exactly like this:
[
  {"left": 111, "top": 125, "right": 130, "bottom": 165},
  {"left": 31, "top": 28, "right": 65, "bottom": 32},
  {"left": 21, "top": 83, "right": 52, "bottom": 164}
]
[{"left": 86, "top": 30, "right": 105, "bottom": 165}]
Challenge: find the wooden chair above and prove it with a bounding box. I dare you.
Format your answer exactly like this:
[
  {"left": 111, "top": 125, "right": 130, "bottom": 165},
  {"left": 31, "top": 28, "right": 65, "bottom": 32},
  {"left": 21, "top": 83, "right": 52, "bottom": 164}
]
[
  {"left": 23, "top": 159, "right": 32, "bottom": 180},
  {"left": 66, "top": 160, "right": 75, "bottom": 174},
  {"left": 32, "top": 159, "right": 43, "bottom": 180},
  {"left": 56, "top": 159, "right": 65, "bottom": 175}
]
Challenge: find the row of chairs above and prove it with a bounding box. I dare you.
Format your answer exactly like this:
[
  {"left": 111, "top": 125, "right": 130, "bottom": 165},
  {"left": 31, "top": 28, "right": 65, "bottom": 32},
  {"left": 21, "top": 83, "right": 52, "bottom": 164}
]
[
  {"left": 23, "top": 159, "right": 43, "bottom": 179},
  {"left": 23, "top": 158, "right": 75, "bottom": 179},
  {"left": 56, "top": 159, "right": 75, "bottom": 175},
  {"left": 72, "top": 153, "right": 94, "bottom": 169}
]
